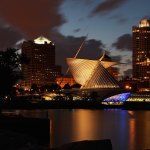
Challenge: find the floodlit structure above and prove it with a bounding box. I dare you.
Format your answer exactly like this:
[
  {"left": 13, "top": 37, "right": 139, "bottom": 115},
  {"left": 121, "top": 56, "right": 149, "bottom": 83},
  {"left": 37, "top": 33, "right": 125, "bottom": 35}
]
[
  {"left": 102, "top": 92, "right": 131, "bottom": 105},
  {"left": 132, "top": 18, "right": 150, "bottom": 81},
  {"left": 132, "top": 18, "right": 150, "bottom": 91},
  {"left": 66, "top": 51, "right": 131, "bottom": 104},
  {"left": 21, "top": 36, "right": 61, "bottom": 88},
  {"left": 67, "top": 51, "right": 120, "bottom": 89}
]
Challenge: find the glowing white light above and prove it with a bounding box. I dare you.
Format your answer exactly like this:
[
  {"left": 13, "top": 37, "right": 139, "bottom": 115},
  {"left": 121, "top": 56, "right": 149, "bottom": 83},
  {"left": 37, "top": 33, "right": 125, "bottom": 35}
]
[
  {"left": 34, "top": 36, "right": 52, "bottom": 44},
  {"left": 139, "top": 19, "right": 150, "bottom": 27}
]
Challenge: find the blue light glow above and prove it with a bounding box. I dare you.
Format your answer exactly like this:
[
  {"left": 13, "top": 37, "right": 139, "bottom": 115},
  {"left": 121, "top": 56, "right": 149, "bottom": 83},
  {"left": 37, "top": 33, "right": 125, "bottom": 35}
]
[{"left": 103, "top": 92, "right": 131, "bottom": 102}]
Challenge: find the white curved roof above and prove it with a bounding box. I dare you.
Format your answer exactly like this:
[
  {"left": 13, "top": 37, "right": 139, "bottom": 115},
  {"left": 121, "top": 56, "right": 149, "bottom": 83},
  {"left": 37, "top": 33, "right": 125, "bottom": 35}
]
[
  {"left": 101, "top": 61, "right": 119, "bottom": 68},
  {"left": 67, "top": 58, "right": 119, "bottom": 89},
  {"left": 67, "top": 58, "right": 98, "bottom": 86}
]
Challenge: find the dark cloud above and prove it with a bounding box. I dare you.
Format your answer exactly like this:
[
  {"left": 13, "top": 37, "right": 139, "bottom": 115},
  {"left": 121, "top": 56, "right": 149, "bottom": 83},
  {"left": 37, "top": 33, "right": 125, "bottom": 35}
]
[
  {"left": 73, "top": 28, "right": 81, "bottom": 33},
  {"left": 91, "top": 0, "right": 128, "bottom": 16},
  {"left": 110, "top": 15, "right": 128, "bottom": 24},
  {"left": 123, "top": 69, "right": 132, "bottom": 77},
  {"left": 117, "top": 18, "right": 128, "bottom": 24},
  {"left": 112, "top": 34, "right": 132, "bottom": 51},
  {"left": 125, "top": 58, "right": 132, "bottom": 64},
  {"left": 0, "top": 0, "right": 65, "bottom": 38},
  {"left": 51, "top": 31, "right": 105, "bottom": 73},
  {"left": 0, "top": 25, "right": 24, "bottom": 50},
  {"left": 111, "top": 55, "right": 122, "bottom": 62}
]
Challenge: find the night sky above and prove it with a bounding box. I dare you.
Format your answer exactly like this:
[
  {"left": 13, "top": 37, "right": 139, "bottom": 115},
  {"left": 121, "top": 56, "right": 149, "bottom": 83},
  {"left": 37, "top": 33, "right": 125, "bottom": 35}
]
[{"left": 0, "top": 0, "right": 150, "bottom": 76}]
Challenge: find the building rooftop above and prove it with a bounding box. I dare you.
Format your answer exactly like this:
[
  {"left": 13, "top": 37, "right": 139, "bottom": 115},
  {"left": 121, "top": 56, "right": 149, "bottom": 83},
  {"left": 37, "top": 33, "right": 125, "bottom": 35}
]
[
  {"left": 139, "top": 18, "right": 150, "bottom": 27},
  {"left": 34, "top": 36, "right": 52, "bottom": 44}
]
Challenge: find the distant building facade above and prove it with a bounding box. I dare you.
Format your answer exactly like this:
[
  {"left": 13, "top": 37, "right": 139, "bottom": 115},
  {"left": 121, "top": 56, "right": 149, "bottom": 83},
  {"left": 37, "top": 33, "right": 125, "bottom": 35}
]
[
  {"left": 21, "top": 36, "right": 61, "bottom": 88},
  {"left": 107, "top": 67, "right": 119, "bottom": 81},
  {"left": 132, "top": 18, "right": 150, "bottom": 91}
]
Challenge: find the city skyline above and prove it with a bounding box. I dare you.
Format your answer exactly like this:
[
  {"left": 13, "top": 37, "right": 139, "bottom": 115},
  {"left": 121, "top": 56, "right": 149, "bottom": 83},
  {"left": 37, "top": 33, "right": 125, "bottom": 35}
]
[{"left": 0, "top": 0, "right": 150, "bottom": 76}]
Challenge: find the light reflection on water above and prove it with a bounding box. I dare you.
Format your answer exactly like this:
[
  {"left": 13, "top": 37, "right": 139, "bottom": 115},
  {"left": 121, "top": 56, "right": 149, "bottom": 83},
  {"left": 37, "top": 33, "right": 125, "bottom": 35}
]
[{"left": 3, "top": 109, "right": 150, "bottom": 150}]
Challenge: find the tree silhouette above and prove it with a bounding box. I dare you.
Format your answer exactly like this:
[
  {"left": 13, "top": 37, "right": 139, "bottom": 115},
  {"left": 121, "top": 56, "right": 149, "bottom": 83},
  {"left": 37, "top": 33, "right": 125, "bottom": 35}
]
[
  {"left": 71, "top": 83, "right": 81, "bottom": 89},
  {"left": 63, "top": 83, "right": 71, "bottom": 89},
  {"left": 48, "top": 83, "right": 61, "bottom": 92},
  {"left": 30, "top": 84, "right": 39, "bottom": 93},
  {"left": 0, "top": 48, "right": 28, "bottom": 98},
  {"left": 40, "top": 83, "right": 61, "bottom": 92}
]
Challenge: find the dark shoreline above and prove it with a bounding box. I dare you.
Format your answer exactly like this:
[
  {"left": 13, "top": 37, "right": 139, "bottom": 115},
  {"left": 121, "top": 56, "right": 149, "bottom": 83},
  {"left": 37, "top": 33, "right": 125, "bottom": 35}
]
[{"left": 1, "top": 100, "right": 150, "bottom": 110}]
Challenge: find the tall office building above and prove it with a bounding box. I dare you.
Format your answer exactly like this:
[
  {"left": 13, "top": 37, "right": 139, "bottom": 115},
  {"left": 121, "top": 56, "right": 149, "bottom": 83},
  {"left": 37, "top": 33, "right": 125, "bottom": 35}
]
[
  {"left": 21, "top": 36, "right": 61, "bottom": 88},
  {"left": 132, "top": 19, "right": 150, "bottom": 82}
]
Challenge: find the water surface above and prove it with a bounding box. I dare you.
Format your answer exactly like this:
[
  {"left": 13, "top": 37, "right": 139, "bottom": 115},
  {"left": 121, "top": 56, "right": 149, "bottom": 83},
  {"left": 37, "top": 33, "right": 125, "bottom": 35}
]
[{"left": 4, "top": 109, "right": 150, "bottom": 150}]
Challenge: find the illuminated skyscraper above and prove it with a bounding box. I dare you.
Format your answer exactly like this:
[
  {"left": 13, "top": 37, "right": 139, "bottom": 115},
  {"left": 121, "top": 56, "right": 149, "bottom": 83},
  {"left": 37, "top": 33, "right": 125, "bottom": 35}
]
[
  {"left": 21, "top": 36, "right": 61, "bottom": 88},
  {"left": 132, "top": 19, "right": 150, "bottom": 81}
]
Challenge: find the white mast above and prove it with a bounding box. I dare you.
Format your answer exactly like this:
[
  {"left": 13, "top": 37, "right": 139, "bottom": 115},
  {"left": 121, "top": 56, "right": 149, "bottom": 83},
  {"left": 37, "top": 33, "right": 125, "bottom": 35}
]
[{"left": 59, "top": 35, "right": 88, "bottom": 88}]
